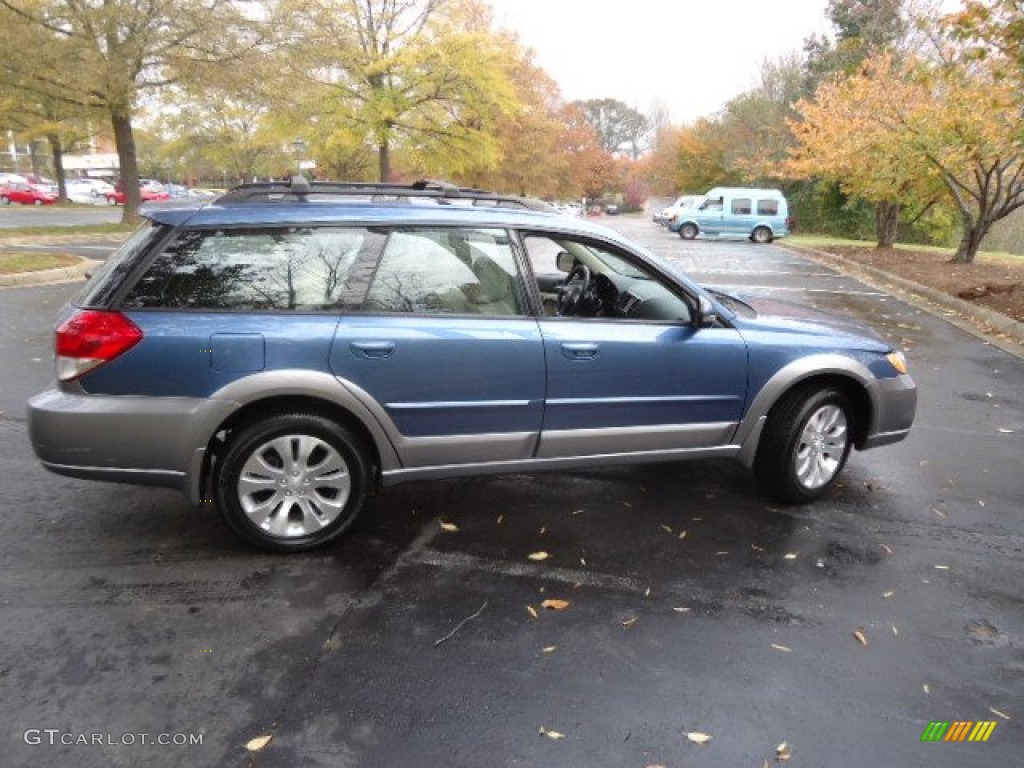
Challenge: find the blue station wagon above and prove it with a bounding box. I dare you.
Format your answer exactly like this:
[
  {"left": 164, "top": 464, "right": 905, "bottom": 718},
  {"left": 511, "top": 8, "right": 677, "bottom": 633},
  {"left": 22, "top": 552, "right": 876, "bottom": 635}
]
[{"left": 27, "top": 179, "right": 916, "bottom": 551}]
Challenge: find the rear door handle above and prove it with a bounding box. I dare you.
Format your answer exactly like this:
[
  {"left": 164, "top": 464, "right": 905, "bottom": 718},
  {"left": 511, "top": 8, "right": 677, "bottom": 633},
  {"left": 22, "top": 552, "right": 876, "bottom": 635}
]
[
  {"left": 350, "top": 341, "right": 396, "bottom": 360},
  {"left": 560, "top": 342, "right": 599, "bottom": 361}
]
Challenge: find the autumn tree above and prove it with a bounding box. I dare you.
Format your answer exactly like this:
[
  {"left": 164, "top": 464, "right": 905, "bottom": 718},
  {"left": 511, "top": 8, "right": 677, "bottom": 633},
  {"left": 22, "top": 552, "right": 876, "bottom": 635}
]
[
  {"left": 276, "top": 0, "right": 518, "bottom": 182},
  {"left": 791, "top": 54, "right": 1024, "bottom": 262},
  {"left": 574, "top": 98, "right": 650, "bottom": 158},
  {"left": 946, "top": 0, "right": 1024, "bottom": 80},
  {"left": 0, "top": 0, "right": 257, "bottom": 221}
]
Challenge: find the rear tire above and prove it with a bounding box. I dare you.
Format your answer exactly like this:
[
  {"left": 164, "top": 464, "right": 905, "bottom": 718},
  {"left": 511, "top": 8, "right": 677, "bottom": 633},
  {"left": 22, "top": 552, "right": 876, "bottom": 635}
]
[
  {"left": 751, "top": 226, "right": 773, "bottom": 244},
  {"left": 215, "top": 412, "right": 370, "bottom": 552},
  {"left": 755, "top": 386, "right": 853, "bottom": 503},
  {"left": 679, "top": 223, "right": 698, "bottom": 240},
  {"left": 0, "top": 195, "right": 9, "bottom": 205}
]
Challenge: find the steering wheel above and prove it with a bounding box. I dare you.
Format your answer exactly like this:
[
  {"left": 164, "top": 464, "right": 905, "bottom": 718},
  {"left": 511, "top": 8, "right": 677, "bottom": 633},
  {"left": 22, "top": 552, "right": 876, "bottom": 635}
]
[{"left": 557, "top": 263, "right": 592, "bottom": 316}]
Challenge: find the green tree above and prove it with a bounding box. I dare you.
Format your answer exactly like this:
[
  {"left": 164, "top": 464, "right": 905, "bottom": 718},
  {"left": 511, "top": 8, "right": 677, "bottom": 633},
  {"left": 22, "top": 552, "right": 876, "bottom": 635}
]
[
  {"left": 277, "top": 0, "right": 518, "bottom": 182},
  {"left": 574, "top": 98, "right": 650, "bottom": 158},
  {"left": 0, "top": 0, "right": 258, "bottom": 220}
]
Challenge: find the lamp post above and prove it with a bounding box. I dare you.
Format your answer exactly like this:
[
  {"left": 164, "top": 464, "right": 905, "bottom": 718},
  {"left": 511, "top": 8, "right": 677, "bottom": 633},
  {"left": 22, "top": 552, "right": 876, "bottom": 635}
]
[{"left": 292, "top": 138, "right": 306, "bottom": 176}]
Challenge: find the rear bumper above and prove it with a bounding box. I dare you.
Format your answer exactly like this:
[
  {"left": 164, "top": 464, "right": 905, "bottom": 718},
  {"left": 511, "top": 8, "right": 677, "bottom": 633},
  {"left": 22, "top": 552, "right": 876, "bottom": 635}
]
[
  {"left": 27, "top": 386, "right": 236, "bottom": 503},
  {"left": 862, "top": 374, "right": 917, "bottom": 449}
]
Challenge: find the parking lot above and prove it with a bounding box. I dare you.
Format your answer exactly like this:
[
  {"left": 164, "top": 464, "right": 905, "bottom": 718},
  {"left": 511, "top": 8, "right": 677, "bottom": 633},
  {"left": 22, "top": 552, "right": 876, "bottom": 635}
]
[{"left": 1, "top": 216, "right": 1022, "bottom": 767}]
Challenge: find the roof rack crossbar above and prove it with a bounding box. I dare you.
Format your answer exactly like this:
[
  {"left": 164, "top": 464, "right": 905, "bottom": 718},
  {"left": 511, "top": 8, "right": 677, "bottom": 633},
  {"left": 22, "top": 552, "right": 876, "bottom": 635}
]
[{"left": 216, "top": 178, "right": 553, "bottom": 211}]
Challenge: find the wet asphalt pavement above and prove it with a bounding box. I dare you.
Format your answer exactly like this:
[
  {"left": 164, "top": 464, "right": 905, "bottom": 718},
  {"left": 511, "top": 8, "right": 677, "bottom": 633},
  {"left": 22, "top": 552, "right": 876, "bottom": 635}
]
[{"left": 1, "top": 217, "right": 1022, "bottom": 767}]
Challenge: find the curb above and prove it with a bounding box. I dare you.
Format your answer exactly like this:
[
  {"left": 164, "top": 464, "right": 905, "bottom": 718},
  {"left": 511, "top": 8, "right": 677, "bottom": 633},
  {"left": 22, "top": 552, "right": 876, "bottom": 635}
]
[
  {"left": 781, "top": 243, "right": 1024, "bottom": 356},
  {"left": 0, "top": 256, "right": 101, "bottom": 288}
]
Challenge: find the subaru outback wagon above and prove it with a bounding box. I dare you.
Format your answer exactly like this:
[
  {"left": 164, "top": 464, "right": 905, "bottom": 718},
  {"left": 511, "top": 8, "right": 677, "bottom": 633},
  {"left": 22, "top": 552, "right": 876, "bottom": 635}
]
[{"left": 28, "top": 179, "right": 916, "bottom": 552}]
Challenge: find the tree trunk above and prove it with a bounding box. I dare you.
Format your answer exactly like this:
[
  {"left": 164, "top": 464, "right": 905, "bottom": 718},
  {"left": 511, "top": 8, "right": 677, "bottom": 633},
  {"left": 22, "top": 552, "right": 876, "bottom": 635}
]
[
  {"left": 378, "top": 137, "right": 390, "bottom": 183},
  {"left": 111, "top": 109, "right": 142, "bottom": 224},
  {"left": 48, "top": 133, "right": 66, "bottom": 202},
  {"left": 952, "top": 222, "right": 988, "bottom": 264},
  {"left": 29, "top": 141, "right": 41, "bottom": 180},
  {"left": 875, "top": 200, "right": 900, "bottom": 248}
]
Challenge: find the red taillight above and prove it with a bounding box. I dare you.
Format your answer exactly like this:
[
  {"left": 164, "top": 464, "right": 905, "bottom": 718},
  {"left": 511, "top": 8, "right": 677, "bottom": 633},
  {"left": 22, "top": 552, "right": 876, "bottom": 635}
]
[{"left": 55, "top": 310, "right": 143, "bottom": 381}]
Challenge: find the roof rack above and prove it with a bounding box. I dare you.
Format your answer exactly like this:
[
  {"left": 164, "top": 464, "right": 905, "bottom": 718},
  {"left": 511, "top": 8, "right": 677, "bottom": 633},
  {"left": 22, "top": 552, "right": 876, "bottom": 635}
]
[{"left": 216, "top": 176, "right": 554, "bottom": 211}]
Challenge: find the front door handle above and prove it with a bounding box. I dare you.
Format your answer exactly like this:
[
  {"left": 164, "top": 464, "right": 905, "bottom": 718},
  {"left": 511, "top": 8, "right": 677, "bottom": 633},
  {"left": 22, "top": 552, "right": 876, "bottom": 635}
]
[
  {"left": 350, "top": 341, "right": 396, "bottom": 360},
  {"left": 560, "top": 342, "right": 599, "bottom": 361}
]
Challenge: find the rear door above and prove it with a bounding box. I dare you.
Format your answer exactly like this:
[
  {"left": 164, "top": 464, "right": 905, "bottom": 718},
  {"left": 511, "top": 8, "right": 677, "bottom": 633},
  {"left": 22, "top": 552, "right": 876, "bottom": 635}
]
[{"left": 328, "top": 227, "right": 545, "bottom": 468}]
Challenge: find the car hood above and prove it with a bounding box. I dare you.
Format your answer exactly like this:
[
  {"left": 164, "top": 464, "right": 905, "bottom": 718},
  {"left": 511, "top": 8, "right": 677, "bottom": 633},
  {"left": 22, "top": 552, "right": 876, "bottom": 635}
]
[{"left": 715, "top": 289, "right": 891, "bottom": 351}]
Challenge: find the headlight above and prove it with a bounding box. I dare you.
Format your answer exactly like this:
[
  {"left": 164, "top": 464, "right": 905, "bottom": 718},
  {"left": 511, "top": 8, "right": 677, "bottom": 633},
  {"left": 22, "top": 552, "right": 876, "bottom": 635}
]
[{"left": 886, "top": 351, "right": 908, "bottom": 375}]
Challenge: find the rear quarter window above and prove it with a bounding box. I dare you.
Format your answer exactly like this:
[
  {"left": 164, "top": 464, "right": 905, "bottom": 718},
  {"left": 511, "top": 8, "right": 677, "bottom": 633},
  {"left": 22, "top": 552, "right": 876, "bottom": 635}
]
[
  {"left": 74, "top": 221, "right": 168, "bottom": 308},
  {"left": 757, "top": 199, "right": 780, "bottom": 216}
]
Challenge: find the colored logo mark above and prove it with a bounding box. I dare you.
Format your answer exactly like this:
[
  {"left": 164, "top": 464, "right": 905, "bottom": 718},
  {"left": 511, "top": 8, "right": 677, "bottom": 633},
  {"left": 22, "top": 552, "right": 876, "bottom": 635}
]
[{"left": 921, "top": 721, "right": 997, "bottom": 742}]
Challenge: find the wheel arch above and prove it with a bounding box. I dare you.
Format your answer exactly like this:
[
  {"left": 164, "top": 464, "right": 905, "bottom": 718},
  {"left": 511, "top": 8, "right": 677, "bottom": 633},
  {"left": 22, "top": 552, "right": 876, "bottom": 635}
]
[{"left": 735, "top": 358, "right": 877, "bottom": 467}]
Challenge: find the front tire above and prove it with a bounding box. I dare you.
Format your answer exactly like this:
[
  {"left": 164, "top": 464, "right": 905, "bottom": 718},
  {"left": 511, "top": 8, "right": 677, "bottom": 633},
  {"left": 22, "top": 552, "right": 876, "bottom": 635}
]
[
  {"left": 215, "top": 413, "right": 370, "bottom": 552},
  {"left": 679, "top": 222, "right": 698, "bottom": 240},
  {"left": 751, "top": 226, "right": 773, "bottom": 244},
  {"left": 755, "top": 387, "right": 853, "bottom": 503}
]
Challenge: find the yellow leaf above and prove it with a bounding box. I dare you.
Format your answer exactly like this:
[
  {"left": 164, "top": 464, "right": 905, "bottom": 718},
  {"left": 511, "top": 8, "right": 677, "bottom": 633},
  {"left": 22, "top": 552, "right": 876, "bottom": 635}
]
[
  {"left": 539, "top": 727, "right": 565, "bottom": 740},
  {"left": 686, "top": 731, "right": 712, "bottom": 744},
  {"left": 776, "top": 741, "right": 792, "bottom": 760},
  {"left": 541, "top": 599, "right": 570, "bottom": 611},
  {"left": 245, "top": 735, "right": 273, "bottom": 752},
  {"left": 528, "top": 551, "right": 550, "bottom": 561},
  {"left": 854, "top": 628, "right": 869, "bottom": 647},
  {"left": 542, "top": 645, "right": 557, "bottom": 653},
  {"left": 439, "top": 521, "right": 459, "bottom": 532},
  {"left": 771, "top": 643, "right": 792, "bottom": 653},
  {"left": 526, "top": 605, "right": 538, "bottom": 619}
]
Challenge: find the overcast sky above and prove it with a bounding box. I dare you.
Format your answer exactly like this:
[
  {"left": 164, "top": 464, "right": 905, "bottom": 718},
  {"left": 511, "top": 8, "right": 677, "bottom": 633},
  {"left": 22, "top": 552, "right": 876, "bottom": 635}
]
[{"left": 485, "top": 0, "right": 834, "bottom": 123}]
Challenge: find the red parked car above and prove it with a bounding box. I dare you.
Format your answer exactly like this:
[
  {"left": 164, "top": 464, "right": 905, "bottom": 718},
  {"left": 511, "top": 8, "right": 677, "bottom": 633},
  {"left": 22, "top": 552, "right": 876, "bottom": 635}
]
[
  {"left": 0, "top": 181, "right": 57, "bottom": 206},
  {"left": 105, "top": 182, "right": 171, "bottom": 205}
]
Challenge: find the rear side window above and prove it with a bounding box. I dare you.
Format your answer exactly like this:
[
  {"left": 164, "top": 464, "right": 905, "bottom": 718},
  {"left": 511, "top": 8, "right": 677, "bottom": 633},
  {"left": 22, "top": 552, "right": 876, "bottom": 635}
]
[
  {"left": 757, "top": 199, "right": 780, "bottom": 216},
  {"left": 731, "top": 198, "right": 752, "bottom": 215},
  {"left": 363, "top": 228, "right": 526, "bottom": 316},
  {"left": 121, "top": 227, "right": 384, "bottom": 311}
]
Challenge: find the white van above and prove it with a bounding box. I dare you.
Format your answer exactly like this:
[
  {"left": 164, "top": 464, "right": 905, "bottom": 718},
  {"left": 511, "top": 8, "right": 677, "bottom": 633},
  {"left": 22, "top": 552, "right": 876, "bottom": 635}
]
[
  {"left": 654, "top": 194, "right": 704, "bottom": 226},
  {"left": 669, "top": 187, "right": 790, "bottom": 243}
]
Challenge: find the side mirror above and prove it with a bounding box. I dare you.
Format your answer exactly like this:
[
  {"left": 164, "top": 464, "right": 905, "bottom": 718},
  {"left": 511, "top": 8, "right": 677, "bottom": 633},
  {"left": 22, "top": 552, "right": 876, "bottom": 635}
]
[
  {"left": 696, "top": 295, "right": 719, "bottom": 329},
  {"left": 556, "top": 251, "right": 575, "bottom": 273}
]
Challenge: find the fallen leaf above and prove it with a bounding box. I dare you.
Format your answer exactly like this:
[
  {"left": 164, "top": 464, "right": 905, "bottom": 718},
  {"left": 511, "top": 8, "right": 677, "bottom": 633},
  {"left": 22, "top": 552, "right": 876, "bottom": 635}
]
[
  {"left": 934, "top": 564, "right": 950, "bottom": 570},
  {"left": 776, "top": 741, "right": 792, "bottom": 760},
  {"left": 923, "top": 684, "right": 930, "bottom": 694},
  {"left": 526, "top": 605, "right": 538, "bottom": 619},
  {"left": 978, "top": 499, "right": 986, "bottom": 507},
  {"left": 245, "top": 735, "right": 273, "bottom": 752},
  {"left": 542, "top": 645, "right": 557, "bottom": 653},
  {"left": 783, "top": 553, "right": 798, "bottom": 560},
  {"left": 541, "top": 599, "right": 570, "bottom": 611},
  {"left": 528, "top": 551, "right": 550, "bottom": 561},
  {"left": 716, "top": 551, "right": 730, "bottom": 556},
  {"left": 539, "top": 526, "right": 546, "bottom": 535},
  {"left": 989, "top": 706, "right": 1011, "bottom": 720},
  {"left": 623, "top": 501, "right": 632, "bottom": 508},
  {"left": 931, "top": 507, "right": 947, "bottom": 519},
  {"left": 997, "top": 428, "right": 1014, "bottom": 434},
  {"left": 572, "top": 509, "right": 583, "bottom": 516},
  {"left": 686, "top": 731, "right": 712, "bottom": 744},
  {"left": 621, "top": 617, "right": 637, "bottom": 627},
  {"left": 660, "top": 524, "right": 673, "bottom": 534},
  {"left": 645, "top": 587, "right": 651, "bottom": 598},
  {"left": 439, "top": 521, "right": 459, "bottom": 532},
  {"left": 673, "top": 607, "right": 691, "bottom": 613},
  {"left": 880, "top": 543, "right": 893, "bottom": 555},
  {"left": 678, "top": 530, "right": 688, "bottom": 539},
  {"left": 580, "top": 557, "right": 586, "bottom": 566},
  {"left": 882, "top": 591, "right": 895, "bottom": 598},
  {"left": 538, "top": 726, "right": 565, "bottom": 740},
  {"left": 853, "top": 628, "right": 869, "bottom": 647},
  {"left": 751, "top": 544, "right": 765, "bottom": 552},
  {"left": 496, "top": 514, "right": 503, "bottom": 524},
  {"left": 892, "top": 625, "right": 899, "bottom": 636},
  {"left": 771, "top": 643, "right": 792, "bottom": 653}
]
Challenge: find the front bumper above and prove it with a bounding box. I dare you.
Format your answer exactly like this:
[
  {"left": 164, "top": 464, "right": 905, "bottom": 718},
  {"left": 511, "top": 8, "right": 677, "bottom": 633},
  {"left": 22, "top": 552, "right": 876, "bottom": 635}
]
[{"left": 862, "top": 373, "right": 917, "bottom": 449}]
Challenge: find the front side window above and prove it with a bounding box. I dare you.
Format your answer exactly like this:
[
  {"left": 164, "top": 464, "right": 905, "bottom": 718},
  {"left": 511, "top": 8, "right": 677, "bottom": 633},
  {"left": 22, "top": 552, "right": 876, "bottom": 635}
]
[
  {"left": 122, "top": 227, "right": 383, "bottom": 311},
  {"left": 701, "top": 197, "right": 724, "bottom": 212},
  {"left": 364, "top": 228, "right": 526, "bottom": 316},
  {"left": 757, "top": 199, "right": 780, "bottom": 216},
  {"left": 731, "top": 198, "right": 752, "bottom": 215}
]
